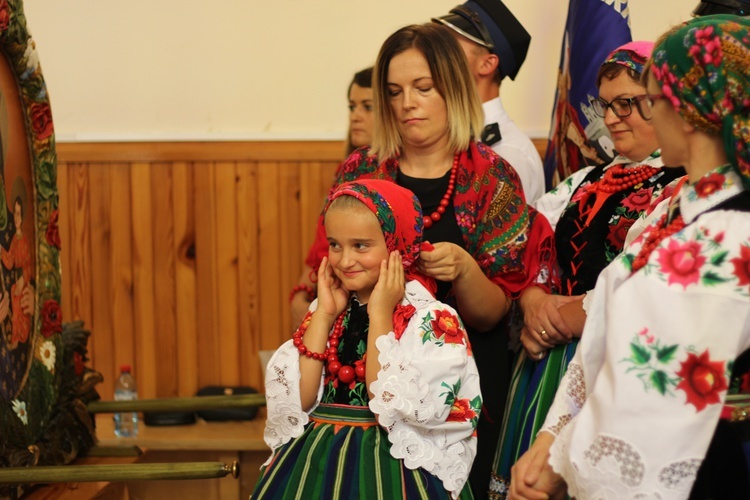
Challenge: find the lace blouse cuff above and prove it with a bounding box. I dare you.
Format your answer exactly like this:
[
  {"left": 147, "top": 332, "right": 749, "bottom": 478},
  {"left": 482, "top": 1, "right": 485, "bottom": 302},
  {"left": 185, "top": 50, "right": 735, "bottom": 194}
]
[{"left": 368, "top": 334, "right": 435, "bottom": 428}]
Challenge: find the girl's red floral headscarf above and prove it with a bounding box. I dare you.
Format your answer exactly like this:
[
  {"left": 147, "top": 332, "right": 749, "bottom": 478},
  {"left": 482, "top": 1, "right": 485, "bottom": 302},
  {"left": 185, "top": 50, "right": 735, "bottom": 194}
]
[
  {"left": 324, "top": 179, "right": 436, "bottom": 295},
  {"left": 651, "top": 15, "right": 750, "bottom": 188}
]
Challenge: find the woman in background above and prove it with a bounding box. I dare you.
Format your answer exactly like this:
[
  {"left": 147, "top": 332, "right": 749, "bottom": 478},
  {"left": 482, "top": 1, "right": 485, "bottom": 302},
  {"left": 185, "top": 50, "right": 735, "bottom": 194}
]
[
  {"left": 345, "top": 67, "right": 374, "bottom": 156},
  {"left": 489, "top": 41, "right": 685, "bottom": 499},
  {"left": 510, "top": 15, "right": 750, "bottom": 499},
  {"left": 300, "top": 23, "right": 556, "bottom": 496},
  {"left": 291, "top": 67, "right": 375, "bottom": 326}
]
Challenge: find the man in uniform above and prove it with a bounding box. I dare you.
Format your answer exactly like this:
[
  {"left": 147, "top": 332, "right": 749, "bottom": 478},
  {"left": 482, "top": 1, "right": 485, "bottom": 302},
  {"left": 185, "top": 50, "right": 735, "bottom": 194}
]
[{"left": 434, "top": 0, "right": 545, "bottom": 203}]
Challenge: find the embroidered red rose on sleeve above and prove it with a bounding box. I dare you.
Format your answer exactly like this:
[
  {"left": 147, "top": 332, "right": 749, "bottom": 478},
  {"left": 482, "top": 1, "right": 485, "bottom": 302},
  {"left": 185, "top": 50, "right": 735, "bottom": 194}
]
[
  {"left": 447, "top": 398, "right": 477, "bottom": 422},
  {"left": 430, "top": 309, "right": 464, "bottom": 345},
  {"left": 676, "top": 350, "right": 728, "bottom": 412}
]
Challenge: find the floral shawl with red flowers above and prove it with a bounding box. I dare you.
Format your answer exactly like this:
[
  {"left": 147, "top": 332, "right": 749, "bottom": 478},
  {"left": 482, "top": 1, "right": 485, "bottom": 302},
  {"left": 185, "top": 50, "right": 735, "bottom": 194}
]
[{"left": 307, "top": 140, "right": 558, "bottom": 298}]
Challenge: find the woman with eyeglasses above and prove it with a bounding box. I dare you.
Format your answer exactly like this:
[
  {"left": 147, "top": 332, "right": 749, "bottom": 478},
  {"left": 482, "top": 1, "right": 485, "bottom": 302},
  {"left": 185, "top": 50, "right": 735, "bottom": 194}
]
[
  {"left": 488, "top": 41, "right": 685, "bottom": 498},
  {"left": 509, "top": 15, "right": 750, "bottom": 499}
]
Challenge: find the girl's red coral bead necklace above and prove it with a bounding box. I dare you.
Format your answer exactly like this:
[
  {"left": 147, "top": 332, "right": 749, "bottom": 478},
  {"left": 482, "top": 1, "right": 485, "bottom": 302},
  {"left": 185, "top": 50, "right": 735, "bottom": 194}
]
[
  {"left": 293, "top": 310, "right": 363, "bottom": 385},
  {"left": 422, "top": 154, "right": 459, "bottom": 229}
]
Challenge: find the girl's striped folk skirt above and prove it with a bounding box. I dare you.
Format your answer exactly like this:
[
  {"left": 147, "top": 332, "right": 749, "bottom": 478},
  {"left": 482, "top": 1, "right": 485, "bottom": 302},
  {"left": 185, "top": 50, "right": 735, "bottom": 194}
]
[{"left": 252, "top": 404, "right": 474, "bottom": 499}]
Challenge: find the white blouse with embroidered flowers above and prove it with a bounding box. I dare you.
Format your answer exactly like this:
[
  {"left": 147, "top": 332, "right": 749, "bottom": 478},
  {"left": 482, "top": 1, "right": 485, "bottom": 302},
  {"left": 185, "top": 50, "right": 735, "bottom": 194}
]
[
  {"left": 540, "top": 165, "right": 750, "bottom": 499},
  {"left": 263, "top": 280, "right": 482, "bottom": 498}
]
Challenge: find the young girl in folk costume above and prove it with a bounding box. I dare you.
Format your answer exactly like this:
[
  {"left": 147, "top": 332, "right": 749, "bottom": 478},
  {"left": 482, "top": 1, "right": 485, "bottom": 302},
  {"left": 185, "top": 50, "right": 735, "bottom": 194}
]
[{"left": 253, "top": 179, "right": 481, "bottom": 499}]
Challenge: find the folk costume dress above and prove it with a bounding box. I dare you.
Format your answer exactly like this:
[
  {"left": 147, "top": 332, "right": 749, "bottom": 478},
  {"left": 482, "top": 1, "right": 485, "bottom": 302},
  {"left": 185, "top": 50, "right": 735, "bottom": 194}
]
[
  {"left": 541, "top": 16, "right": 750, "bottom": 499},
  {"left": 488, "top": 152, "right": 684, "bottom": 497},
  {"left": 254, "top": 180, "right": 482, "bottom": 499},
  {"left": 305, "top": 140, "right": 556, "bottom": 496},
  {"left": 542, "top": 165, "right": 750, "bottom": 498},
  {"left": 488, "top": 41, "right": 687, "bottom": 498}
]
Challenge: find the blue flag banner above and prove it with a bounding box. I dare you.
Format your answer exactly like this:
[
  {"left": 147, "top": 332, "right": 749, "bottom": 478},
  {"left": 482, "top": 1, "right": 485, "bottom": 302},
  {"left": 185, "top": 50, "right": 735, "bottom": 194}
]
[{"left": 543, "top": 0, "right": 632, "bottom": 189}]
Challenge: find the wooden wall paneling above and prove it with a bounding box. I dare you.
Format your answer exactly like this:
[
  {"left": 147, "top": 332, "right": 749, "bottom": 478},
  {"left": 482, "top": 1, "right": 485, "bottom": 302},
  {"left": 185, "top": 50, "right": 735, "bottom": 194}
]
[
  {"left": 235, "top": 161, "right": 261, "bottom": 389},
  {"left": 109, "top": 163, "right": 136, "bottom": 387},
  {"left": 56, "top": 142, "right": 480, "bottom": 399},
  {"left": 256, "top": 162, "right": 284, "bottom": 352},
  {"left": 213, "top": 162, "right": 241, "bottom": 386},
  {"left": 67, "top": 162, "right": 93, "bottom": 335},
  {"left": 297, "top": 163, "right": 320, "bottom": 259},
  {"left": 57, "top": 163, "right": 71, "bottom": 321},
  {"left": 194, "top": 164, "right": 221, "bottom": 388},
  {"left": 130, "top": 162, "right": 158, "bottom": 400},
  {"left": 172, "top": 161, "right": 199, "bottom": 397},
  {"left": 56, "top": 141, "right": 345, "bottom": 164},
  {"left": 277, "top": 162, "right": 303, "bottom": 339},
  {"left": 88, "top": 164, "right": 116, "bottom": 398},
  {"left": 150, "top": 163, "right": 179, "bottom": 397},
  {"left": 297, "top": 161, "right": 336, "bottom": 256}
]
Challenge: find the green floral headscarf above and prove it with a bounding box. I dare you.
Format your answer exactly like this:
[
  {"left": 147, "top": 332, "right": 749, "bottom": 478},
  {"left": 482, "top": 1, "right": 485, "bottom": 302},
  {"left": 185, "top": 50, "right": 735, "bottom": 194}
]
[{"left": 651, "top": 14, "right": 750, "bottom": 188}]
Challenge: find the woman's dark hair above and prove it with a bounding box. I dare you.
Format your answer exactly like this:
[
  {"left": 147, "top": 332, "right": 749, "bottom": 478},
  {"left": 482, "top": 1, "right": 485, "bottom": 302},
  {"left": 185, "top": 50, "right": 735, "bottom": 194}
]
[
  {"left": 345, "top": 67, "right": 374, "bottom": 156},
  {"left": 596, "top": 63, "right": 642, "bottom": 88},
  {"left": 348, "top": 67, "right": 373, "bottom": 95}
]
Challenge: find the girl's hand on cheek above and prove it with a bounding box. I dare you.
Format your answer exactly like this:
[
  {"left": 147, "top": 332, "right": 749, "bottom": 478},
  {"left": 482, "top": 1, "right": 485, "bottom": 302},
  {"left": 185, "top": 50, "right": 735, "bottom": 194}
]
[
  {"left": 317, "top": 257, "right": 349, "bottom": 319},
  {"left": 368, "top": 251, "right": 405, "bottom": 318}
]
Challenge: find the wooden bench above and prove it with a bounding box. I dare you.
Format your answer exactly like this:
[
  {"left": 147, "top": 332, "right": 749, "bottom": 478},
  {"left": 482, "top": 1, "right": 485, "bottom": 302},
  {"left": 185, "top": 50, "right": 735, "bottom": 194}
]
[{"left": 25, "top": 410, "right": 269, "bottom": 500}]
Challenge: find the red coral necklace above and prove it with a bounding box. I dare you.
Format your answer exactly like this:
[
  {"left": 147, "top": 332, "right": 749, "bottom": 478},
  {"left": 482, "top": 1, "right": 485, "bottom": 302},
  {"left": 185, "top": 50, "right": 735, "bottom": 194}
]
[
  {"left": 581, "top": 164, "right": 658, "bottom": 226},
  {"left": 293, "top": 309, "right": 364, "bottom": 385},
  {"left": 598, "top": 164, "right": 658, "bottom": 193},
  {"left": 421, "top": 154, "right": 459, "bottom": 229}
]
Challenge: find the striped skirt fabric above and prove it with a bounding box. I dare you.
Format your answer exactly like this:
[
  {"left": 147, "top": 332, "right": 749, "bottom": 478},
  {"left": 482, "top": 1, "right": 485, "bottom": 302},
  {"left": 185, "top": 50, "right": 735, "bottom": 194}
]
[
  {"left": 488, "top": 339, "right": 579, "bottom": 499},
  {"left": 252, "top": 404, "right": 474, "bottom": 499}
]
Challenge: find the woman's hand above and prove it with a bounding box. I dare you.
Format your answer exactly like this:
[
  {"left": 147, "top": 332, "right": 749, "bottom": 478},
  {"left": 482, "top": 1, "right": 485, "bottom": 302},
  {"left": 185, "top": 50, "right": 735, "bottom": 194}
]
[
  {"left": 368, "top": 251, "right": 405, "bottom": 319},
  {"left": 520, "top": 326, "right": 550, "bottom": 361},
  {"left": 509, "top": 432, "right": 566, "bottom": 500},
  {"left": 420, "top": 240, "right": 510, "bottom": 331},
  {"left": 316, "top": 256, "right": 349, "bottom": 320},
  {"left": 520, "top": 287, "right": 583, "bottom": 346},
  {"left": 417, "top": 241, "right": 471, "bottom": 282}
]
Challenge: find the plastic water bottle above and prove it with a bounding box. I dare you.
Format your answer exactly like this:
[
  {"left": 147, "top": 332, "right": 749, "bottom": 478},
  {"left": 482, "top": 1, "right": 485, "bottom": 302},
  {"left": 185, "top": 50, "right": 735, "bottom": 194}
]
[{"left": 113, "top": 364, "right": 139, "bottom": 437}]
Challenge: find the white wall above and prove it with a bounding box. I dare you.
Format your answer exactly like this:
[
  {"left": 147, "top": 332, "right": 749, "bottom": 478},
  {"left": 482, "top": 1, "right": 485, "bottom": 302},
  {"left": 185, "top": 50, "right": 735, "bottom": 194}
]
[{"left": 23, "top": 0, "right": 695, "bottom": 142}]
